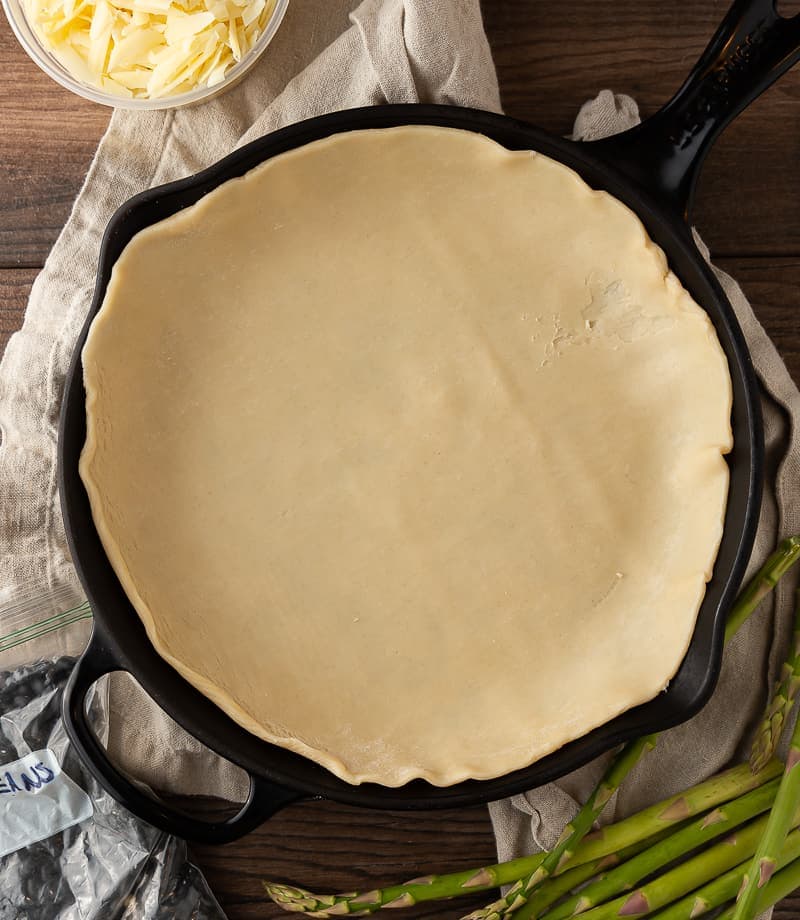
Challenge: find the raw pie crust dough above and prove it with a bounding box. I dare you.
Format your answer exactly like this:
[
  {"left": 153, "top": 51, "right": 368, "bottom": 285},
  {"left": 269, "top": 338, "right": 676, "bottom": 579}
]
[{"left": 80, "top": 126, "right": 732, "bottom": 787}]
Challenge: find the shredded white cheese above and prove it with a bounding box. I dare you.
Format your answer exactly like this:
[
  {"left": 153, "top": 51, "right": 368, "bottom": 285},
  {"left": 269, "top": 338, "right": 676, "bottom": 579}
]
[{"left": 23, "top": 0, "right": 277, "bottom": 99}]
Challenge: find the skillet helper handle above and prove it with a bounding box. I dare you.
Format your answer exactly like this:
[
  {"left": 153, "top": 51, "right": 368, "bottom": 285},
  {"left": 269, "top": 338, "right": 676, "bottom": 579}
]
[
  {"left": 590, "top": 0, "right": 800, "bottom": 219},
  {"left": 62, "top": 630, "right": 302, "bottom": 844}
]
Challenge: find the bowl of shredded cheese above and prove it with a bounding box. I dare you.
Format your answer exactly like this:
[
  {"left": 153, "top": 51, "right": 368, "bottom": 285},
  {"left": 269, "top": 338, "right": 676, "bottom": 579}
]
[{"left": 2, "top": 0, "right": 288, "bottom": 107}]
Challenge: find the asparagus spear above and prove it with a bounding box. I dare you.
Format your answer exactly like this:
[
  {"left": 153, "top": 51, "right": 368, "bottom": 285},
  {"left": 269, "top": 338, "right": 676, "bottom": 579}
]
[
  {"left": 518, "top": 778, "right": 781, "bottom": 920},
  {"left": 650, "top": 825, "right": 800, "bottom": 920},
  {"left": 724, "top": 537, "right": 800, "bottom": 642},
  {"left": 465, "top": 737, "right": 658, "bottom": 920},
  {"left": 733, "top": 593, "right": 800, "bottom": 920},
  {"left": 264, "top": 761, "right": 781, "bottom": 916},
  {"left": 266, "top": 535, "right": 800, "bottom": 918},
  {"left": 480, "top": 539, "right": 800, "bottom": 920},
  {"left": 555, "top": 761, "right": 781, "bottom": 866},
  {"left": 516, "top": 858, "right": 621, "bottom": 920},
  {"left": 751, "top": 591, "right": 800, "bottom": 773},
  {"left": 560, "top": 804, "right": 800, "bottom": 920},
  {"left": 267, "top": 836, "right": 666, "bottom": 920},
  {"left": 717, "top": 851, "right": 800, "bottom": 920},
  {"left": 518, "top": 828, "right": 680, "bottom": 920}
]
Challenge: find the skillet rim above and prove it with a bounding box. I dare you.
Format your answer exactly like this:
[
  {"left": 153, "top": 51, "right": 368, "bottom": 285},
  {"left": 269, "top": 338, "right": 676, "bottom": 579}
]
[{"left": 58, "top": 103, "right": 763, "bottom": 809}]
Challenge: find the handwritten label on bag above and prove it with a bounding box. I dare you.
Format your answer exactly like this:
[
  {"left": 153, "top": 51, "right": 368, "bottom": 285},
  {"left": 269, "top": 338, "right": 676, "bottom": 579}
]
[{"left": 0, "top": 749, "right": 93, "bottom": 858}]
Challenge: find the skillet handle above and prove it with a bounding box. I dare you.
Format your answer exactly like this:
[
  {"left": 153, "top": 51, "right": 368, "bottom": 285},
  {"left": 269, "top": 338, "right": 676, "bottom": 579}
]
[
  {"left": 62, "top": 628, "right": 303, "bottom": 844},
  {"left": 588, "top": 0, "right": 800, "bottom": 219}
]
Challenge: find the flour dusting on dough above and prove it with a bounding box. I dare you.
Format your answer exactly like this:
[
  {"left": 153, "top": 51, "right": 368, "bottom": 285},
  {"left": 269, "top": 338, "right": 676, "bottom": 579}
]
[{"left": 543, "top": 275, "right": 675, "bottom": 365}]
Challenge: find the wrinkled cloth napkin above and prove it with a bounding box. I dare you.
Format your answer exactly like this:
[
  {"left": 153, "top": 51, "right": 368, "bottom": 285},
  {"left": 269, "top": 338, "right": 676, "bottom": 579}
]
[
  {"left": 0, "top": 0, "right": 500, "bottom": 798},
  {"left": 490, "top": 91, "right": 800, "bottom": 899}
]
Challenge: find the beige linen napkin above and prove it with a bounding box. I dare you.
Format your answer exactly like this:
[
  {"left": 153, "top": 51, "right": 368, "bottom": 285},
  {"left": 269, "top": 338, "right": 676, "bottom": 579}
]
[
  {"left": 490, "top": 94, "right": 800, "bottom": 915},
  {"left": 0, "top": 0, "right": 501, "bottom": 799}
]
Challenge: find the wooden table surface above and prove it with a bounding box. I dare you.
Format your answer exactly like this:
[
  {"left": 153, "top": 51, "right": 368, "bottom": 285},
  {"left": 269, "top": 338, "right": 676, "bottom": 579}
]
[{"left": 2, "top": 1, "right": 800, "bottom": 917}]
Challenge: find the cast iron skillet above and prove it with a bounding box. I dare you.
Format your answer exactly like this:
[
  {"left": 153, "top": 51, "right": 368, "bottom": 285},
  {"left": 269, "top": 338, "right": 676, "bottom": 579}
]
[{"left": 59, "top": 0, "right": 799, "bottom": 843}]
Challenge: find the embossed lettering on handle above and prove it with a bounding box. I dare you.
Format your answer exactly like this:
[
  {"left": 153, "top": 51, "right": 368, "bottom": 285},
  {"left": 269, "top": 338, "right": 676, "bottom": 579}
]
[{"left": 589, "top": 0, "right": 800, "bottom": 219}]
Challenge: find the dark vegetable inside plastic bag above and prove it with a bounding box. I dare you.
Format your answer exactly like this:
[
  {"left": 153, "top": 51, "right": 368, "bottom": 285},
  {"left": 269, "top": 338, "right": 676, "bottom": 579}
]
[{"left": 0, "top": 657, "right": 226, "bottom": 920}]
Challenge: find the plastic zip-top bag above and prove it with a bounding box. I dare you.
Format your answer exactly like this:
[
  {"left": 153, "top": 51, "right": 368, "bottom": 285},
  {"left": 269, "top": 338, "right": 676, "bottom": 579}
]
[
  {"left": 0, "top": 582, "right": 227, "bottom": 920},
  {"left": 0, "top": 582, "right": 91, "bottom": 665}
]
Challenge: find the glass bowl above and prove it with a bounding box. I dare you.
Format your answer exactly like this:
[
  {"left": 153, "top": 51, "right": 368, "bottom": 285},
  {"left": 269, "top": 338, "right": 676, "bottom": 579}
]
[{"left": 1, "top": 0, "right": 289, "bottom": 109}]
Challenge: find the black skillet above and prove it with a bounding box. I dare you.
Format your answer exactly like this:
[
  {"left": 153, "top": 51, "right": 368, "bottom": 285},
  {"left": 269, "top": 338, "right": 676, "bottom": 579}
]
[{"left": 59, "top": 0, "right": 799, "bottom": 843}]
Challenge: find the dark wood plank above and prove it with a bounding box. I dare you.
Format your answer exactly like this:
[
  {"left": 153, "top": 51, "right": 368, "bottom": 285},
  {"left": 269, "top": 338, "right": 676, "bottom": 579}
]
[
  {"left": 189, "top": 800, "right": 496, "bottom": 920},
  {"left": 480, "top": 0, "right": 800, "bottom": 258},
  {"left": 2, "top": 0, "right": 800, "bottom": 265},
  {"left": 774, "top": 899, "right": 800, "bottom": 920},
  {"left": 0, "top": 26, "right": 109, "bottom": 268},
  {"left": 716, "top": 256, "right": 800, "bottom": 383}
]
